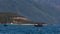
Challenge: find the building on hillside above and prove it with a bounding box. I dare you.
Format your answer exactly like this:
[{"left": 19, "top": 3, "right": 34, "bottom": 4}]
[{"left": 12, "top": 16, "right": 28, "bottom": 24}]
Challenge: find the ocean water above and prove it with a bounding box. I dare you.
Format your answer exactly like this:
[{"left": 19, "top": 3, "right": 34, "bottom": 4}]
[{"left": 0, "top": 24, "right": 60, "bottom": 34}]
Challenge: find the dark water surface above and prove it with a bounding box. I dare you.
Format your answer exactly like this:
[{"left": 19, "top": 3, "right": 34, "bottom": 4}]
[{"left": 0, "top": 24, "right": 60, "bottom": 34}]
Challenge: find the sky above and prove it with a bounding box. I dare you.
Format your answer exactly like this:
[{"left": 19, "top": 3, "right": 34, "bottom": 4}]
[{"left": 0, "top": 0, "right": 60, "bottom": 24}]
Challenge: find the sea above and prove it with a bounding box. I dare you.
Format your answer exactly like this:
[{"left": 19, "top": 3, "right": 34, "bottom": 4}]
[{"left": 0, "top": 24, "right": 60, "bottom": 34}]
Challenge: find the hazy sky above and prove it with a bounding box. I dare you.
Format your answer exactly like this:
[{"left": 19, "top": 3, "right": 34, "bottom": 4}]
[{"left": 0, "top": 0, "right": 60, "bottom": 24}]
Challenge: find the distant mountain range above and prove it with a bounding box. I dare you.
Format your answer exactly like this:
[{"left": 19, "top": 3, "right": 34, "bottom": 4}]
[{"left": 0, "top": 0, "right": 60, "bottom": 24}]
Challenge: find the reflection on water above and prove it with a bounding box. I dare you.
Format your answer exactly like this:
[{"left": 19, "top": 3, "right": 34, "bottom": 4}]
[{"left": 0, "top": 24, "right": 60, "bottom": 34}]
